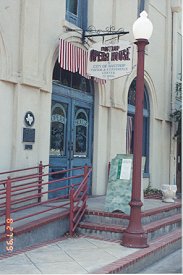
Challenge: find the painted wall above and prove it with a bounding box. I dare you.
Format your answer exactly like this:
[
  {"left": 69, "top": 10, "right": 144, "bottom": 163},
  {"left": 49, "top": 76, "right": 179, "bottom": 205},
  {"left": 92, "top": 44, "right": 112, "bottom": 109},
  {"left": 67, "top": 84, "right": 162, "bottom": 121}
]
[{"left": 0, "top": 0, "right": 181, "bottom": 195}]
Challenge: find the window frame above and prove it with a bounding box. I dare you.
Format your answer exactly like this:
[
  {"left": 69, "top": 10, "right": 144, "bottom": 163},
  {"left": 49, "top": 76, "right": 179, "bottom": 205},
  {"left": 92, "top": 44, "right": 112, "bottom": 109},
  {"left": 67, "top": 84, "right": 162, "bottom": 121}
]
[
  {"left": 127, "top": 80, "right": 150, "bottom": 177},
  {"left": 66, "top": 0, "right": 87, "bottom": 29},
  {"left": 138, "top": 0, "right": 145, "bottom": 15}
]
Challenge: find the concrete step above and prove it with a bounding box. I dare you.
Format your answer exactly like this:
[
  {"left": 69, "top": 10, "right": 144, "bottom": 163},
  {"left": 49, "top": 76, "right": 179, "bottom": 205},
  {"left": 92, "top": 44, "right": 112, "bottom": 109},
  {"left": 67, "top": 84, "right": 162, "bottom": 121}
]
[
  {"left": 0, "top": 211, "right": 70, "bottom": 255},
  {"left": 0, "top": 200, "right": 181, "bottom": 256},
  {"left": 137, "top": 248, "right": 182, "bottom": 273},
  {"left": 77, "top": 213, "right": 182, "bottom": 241},
  {"left": 83, "top": 201, "right": 181, "bottom": 227},
  {"left": 145, "top": 213, "right": 181, "bottom": 241},
  {"left": 92, "top": 228, "right": 182, "bottom": 274}
]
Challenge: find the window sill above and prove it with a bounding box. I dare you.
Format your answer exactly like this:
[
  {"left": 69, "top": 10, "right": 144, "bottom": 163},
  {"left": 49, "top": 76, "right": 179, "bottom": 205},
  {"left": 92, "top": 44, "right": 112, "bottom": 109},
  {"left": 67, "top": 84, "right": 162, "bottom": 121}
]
[
  {"left": 143, "top": 173, "right": 150, "bottom": 178},
  {"left": 62, "top": 19, "right": 82, "bottom": 34}
]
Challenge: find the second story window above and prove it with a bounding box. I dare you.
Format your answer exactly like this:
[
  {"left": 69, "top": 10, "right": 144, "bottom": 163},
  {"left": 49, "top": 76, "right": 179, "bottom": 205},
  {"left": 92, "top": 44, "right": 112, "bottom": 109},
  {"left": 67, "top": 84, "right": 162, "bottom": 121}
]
[
  {"left": 66, "top": 0, "right": 87, "bottom": 29},
  {"left": 68, "top": 0, "right": 78, "bottom": 15},
  {"left": 138, "top": 0, "right": 145, "bottom": 16}
]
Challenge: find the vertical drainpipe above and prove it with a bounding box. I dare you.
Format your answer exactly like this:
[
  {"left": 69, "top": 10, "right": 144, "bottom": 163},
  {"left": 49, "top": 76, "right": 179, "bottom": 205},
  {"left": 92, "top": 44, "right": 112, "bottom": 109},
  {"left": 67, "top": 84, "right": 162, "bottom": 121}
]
[
  {"left": 169, "top": 1, "right": 181, "bottom": 186},
  {"left": 169, "top": 8, "right": 177, "bottom": 187}
]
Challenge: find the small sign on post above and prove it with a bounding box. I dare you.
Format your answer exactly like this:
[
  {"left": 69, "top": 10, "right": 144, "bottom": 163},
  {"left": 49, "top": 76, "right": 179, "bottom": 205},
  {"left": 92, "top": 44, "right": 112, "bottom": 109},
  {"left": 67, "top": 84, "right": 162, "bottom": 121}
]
[
  {"left": 105, "top": 154, "right": 146, "bottom": 214},
  {"left": 105, "top": 154, "right": 133, "bottom": 214},
  {"left": 120, "top": 158, "right": 133, "bottom": 180},
  {"left": 87, "top": 40, "right": 133, "bottom": 80}
]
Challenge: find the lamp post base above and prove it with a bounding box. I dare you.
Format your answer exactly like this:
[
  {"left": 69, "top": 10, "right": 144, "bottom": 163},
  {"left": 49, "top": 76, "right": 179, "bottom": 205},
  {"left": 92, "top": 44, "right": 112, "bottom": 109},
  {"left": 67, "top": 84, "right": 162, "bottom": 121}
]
[{"left": 121, "top": 231, "right": 149, "bottom": 248}]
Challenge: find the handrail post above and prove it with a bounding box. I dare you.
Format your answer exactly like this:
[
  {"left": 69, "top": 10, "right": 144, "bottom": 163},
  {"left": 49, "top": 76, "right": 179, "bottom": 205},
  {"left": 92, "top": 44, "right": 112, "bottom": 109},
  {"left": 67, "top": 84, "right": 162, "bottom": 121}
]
[
  {"left": 84, "top": 165, "right": 88, "bottom": 179},
  {"left": 5, "top": 177, "right": 11, "bottom": 235},
  {"left": 83, "top": 165, "right": 88, "bottom": 208},
  {"left": 69, "top": 185, "right": 74, "bottom": 236},
  {"left": 84, "top": 165, "right": 88, "bottom": 189},
  {"left": 108, "top": 162, "right": 111, "bottom": 178},
  {"left": 38, "top": 161, "right": 43, "bottom": 203}
]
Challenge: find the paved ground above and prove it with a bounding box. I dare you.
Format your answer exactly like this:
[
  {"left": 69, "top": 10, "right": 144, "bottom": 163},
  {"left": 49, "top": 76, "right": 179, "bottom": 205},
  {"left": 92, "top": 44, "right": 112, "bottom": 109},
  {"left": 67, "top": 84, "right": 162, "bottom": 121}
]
[
  {"left": 0, "top": 237, "right": 139, "bottom": 274},
  {"left": 87, "top": 195, "right": 176, "bottom": 211},
  {"left": 0, "top": 236, "right": 181, "bottom": 274},
  {"left": 139, "top": 249, "right": 182, "bottom": 274}
]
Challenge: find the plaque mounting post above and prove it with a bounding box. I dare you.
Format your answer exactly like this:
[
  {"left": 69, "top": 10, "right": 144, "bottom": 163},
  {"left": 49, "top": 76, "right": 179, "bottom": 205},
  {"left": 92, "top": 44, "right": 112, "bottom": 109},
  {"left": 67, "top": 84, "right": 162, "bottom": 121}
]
[{"left": 64, "top": 25, "right": 129, "bottom": 44}]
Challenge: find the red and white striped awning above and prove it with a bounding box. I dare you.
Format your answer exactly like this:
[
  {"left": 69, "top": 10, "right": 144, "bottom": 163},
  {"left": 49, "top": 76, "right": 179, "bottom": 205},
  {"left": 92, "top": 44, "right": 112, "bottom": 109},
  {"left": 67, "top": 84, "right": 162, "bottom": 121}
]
[{"left": 58, "top": 39, "right": 106, "bottom": 84}]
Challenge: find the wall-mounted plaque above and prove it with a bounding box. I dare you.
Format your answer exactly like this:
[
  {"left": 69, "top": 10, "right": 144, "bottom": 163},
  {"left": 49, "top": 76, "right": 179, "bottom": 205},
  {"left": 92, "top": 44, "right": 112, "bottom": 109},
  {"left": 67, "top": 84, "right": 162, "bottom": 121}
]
[
  {"left": 23, "top": 128, "right": 35, "bottom": 142},
  {"left": 120, "top": 158, "right": 133, "bottom": 180},
  {"left": 24, "top": 144, "right": 33, "bottom": 150}
]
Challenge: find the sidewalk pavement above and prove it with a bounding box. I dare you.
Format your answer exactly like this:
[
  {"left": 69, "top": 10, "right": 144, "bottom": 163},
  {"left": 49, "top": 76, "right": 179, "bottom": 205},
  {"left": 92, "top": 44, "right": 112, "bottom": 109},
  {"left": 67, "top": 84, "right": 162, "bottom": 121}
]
[
  {"left": 0, "top": 235, "right": 181, "bottom": 274},
  {"left": 140, "top": 249, "right": 182, "bottom": 274},
  {"left": 0, "top": 237, "right": 139, "bottom": 274}
]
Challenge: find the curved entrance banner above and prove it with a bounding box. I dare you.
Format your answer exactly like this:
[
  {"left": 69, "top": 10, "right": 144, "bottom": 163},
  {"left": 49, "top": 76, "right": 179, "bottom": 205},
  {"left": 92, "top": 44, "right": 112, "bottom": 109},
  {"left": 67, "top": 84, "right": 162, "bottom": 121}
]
[{"left": 87, "top": 40, "right": 133, "bottom": 80}]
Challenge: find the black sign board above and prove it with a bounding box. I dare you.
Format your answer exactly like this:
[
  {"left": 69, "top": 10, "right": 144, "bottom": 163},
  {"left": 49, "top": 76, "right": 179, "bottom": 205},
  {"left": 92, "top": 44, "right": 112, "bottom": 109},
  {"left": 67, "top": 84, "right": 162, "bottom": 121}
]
[{"left": 23, "top": 128, "right": 35, "bottom": 142}]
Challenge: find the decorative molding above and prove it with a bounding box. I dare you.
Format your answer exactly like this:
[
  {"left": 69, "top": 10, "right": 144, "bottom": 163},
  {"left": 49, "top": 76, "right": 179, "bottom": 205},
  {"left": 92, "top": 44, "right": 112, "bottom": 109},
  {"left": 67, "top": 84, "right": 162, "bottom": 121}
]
[
  {"left": 63, "top": 23, "right": 129, "bottom": 44},
  {"left": 82, "top": 25, "right": 129, "bottom": 43},
  {"left": 171, "top": 0, "right": 182, "bottom": 12}
]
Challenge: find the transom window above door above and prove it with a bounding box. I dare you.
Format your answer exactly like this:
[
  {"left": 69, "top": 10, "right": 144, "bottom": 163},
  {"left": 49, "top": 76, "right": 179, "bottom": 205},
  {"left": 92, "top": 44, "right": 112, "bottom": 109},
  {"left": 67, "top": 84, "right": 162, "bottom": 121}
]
[
  {"left": 53, "top": 60, "right": 94, "bottom": 93},
  {"left": 66, "top": 0, "right": 88, "bottom": 29}
]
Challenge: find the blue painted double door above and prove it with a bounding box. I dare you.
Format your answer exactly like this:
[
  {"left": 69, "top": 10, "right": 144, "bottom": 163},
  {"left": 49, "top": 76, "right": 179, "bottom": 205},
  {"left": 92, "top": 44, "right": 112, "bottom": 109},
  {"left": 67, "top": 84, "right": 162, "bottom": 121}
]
[{"left": 49, "top": 84, "right": 93, "bottom": 198}]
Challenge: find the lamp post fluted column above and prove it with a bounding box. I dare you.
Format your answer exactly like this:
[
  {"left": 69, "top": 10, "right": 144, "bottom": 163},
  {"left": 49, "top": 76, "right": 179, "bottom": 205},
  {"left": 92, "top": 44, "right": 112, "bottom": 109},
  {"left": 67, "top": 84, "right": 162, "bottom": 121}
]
[
  {"left": 122, "top": 38, "right": 149, "bottom": 248},
  {"left": 121, "top": 11, "right": 153, "bottom": 248}
]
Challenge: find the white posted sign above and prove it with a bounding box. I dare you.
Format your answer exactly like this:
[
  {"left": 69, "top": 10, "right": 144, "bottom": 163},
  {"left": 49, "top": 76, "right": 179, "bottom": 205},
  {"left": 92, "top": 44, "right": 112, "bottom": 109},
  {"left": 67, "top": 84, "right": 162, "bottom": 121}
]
[{"left": 87, "top": 40, "right": 133, "bottom": 80}]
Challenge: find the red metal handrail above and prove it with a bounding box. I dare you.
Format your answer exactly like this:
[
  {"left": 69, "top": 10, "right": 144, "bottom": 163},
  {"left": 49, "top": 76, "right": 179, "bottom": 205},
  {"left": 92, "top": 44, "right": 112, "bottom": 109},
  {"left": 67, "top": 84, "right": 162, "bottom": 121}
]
[
  {"left": 0, "top": 163, "right": 49, "bottom": 176},
  {"left": 69, "top": 165, "right": 92, "bottom": 236},
  {"left": 0, "top": 162, "right": 92, "bottom": 240}
]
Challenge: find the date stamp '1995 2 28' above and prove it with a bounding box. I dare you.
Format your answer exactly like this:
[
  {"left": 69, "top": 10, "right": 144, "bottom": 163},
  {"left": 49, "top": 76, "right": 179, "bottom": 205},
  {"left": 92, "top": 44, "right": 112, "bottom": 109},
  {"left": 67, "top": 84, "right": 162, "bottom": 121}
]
[{"left": 6, "top": 218, "right": 14, "bottom": 252}]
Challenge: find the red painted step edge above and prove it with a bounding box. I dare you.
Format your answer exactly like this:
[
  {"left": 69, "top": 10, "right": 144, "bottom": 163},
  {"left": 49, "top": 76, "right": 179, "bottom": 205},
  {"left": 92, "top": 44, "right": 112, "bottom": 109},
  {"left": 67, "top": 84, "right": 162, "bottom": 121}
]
[
  {"left": 144, "top": 213, "right": 181, "bottom": 233},
  {"left": 79, "top": 222, "right": 125, "bottom": 233},
  {"left": 86, "top": 201, "right": 181, "bottom": 220},
  {"left": 0, "top": 210, "right": 70, "bottom": 242},
  {"left": 78, "top": 213, "right": 181, "bottom": 234},
  {"left": 92, "top": 229, "right": 182, "bottom": 274}
]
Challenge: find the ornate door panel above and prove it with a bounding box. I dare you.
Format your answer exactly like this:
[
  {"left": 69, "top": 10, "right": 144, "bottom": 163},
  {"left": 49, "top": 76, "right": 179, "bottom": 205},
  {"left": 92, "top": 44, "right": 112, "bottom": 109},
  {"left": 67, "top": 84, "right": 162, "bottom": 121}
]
[
  {"left": 49, "top": 96, "right": 71, "bottom": 198},
  {"left": 49, "top": 85, "right": 93, "bottom": 198}
]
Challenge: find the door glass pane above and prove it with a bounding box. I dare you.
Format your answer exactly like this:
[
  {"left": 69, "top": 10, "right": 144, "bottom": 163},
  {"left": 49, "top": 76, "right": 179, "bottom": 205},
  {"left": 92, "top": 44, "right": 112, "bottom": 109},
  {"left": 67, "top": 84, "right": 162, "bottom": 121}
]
[
  {"left": 50, "top": 102, "right": 67, "bottom": 156},
  {"left": 74, "top": 107, "right": 89, "bottom": 157}
]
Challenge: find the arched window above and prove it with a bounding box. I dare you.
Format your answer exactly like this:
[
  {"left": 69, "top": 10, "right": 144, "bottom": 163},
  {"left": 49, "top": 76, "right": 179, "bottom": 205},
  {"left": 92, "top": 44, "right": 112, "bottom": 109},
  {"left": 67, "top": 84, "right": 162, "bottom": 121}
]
[{"left": 126, "top": 79, "right": 150, "bottom": 176}]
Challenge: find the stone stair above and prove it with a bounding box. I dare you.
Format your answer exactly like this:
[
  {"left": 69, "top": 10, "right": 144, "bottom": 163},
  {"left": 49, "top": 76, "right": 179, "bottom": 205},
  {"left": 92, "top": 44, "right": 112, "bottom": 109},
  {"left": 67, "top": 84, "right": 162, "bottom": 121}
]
[
  {"left": 92, "top": 228, "right": 182, "bottom": 274},
  {"left": 76, "top": 200, "right": 182, "bottom": 273},
  {"left": 76, "top": 201, "right": 182, "bottom": 242},
  {"left": 0, "top": 210, "right": 70, "bottom": 255}
]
